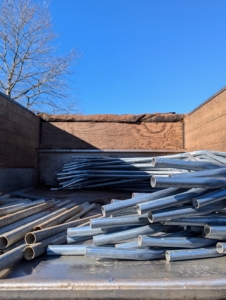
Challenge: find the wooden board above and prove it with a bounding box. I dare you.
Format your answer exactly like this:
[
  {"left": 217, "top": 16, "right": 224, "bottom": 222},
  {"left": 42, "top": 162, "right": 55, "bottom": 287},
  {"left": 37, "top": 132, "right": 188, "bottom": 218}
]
[
  {"left": 184, "top": 88, "right": 226, "bottom": 151},
  {"left": 40, "top": 122, "right": 184, "bottom": 150},
  {"left": 0, "top": 94, "right": 39, "bottom": 168}
]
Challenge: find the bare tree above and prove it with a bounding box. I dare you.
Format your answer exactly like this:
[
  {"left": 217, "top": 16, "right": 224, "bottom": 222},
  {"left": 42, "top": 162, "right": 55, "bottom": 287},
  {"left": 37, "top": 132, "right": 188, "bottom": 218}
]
[{"left": 0, "top": 0, "right": 81, "bottom": 113}]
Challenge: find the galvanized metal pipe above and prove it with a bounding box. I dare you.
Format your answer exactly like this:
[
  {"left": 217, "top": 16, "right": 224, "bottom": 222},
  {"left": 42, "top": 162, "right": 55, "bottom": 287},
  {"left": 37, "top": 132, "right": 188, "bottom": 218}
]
[
  {"left": 47, "top": 245, "right": 86, "bottom": 256},
  {"left": 102, "top": 188, "right": 183, "bottom": 216},
  {"left": 0, "top": 244, "right": 26, "bottom": 272},
  {"left": 164, "top": 216, "right": 226, "bottom": 226},
  {"left": 149, "top": 201, "right": 226, "bottom": 223},
  {"left": 0, "top": 200, "right": 55, "bottom": 228},
  {"left": 192, "top": 189, "right": 226, "bottom": 209},
  {"left": 66, "top": 203, "right": 96, "bottom": 221},
  {"left": 138, "top": 236, "right": 216, "bottom": 248},
  {"left": 184, "top": 226, "right": 203, "bottom": 234},
  {"left": 0, "top": 209, "right": 68, "bottom": 249},
  {"left": 136, "top": 188, "right": 208, "bottom": 215},
  {"left": 24, "top": 233, "right": 67, "bottom": 260},
  {"left": 25, "top": 214, "right": 102, "bottom": 244},
  {"left": 216, "top": 242, "right": 226, "bottom": 253},
  {"left": 86, "top": 246, "right": 165, "bottom": 260},
  {"left": 67, "top": 236, "right": 91, "bottom": 244},
  {"left": 33, "top": 205, "right": 83, "bottom": 230},
  {"left": 152, "top": 157, "right": 222, "bottom": 170},
  {"left": 204, "top": 225, "right": 226, "bottom": 237},
  {"left": 90, "top": 214, "right": 149, "bottom": 229},
  {"left": 165, "top": 247, "right": 224, "bottom": 261},
  {"left": 93, "top": 224, "right": 164, "bottom": 246},
  {"left": 0, "top": 199, "right": 45, "bottom": 217}
]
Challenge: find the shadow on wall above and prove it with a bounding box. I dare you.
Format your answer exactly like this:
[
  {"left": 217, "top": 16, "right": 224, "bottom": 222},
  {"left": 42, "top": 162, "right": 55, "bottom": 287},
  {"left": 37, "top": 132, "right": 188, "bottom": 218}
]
[{"left": 39, "top": 122, "right": 99, "bottom": 150}]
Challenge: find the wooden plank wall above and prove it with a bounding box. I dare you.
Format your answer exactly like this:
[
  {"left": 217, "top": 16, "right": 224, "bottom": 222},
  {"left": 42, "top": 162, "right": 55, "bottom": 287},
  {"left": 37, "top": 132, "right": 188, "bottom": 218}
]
[
  {"left": 40, "top": 122, "right": 184, "bottom": 150},
  {"left": 0, "top": 93, "right": 40, "bottom": 168},
  {"left": 184, "top": 87, "right": 226, "bottom": 152}
]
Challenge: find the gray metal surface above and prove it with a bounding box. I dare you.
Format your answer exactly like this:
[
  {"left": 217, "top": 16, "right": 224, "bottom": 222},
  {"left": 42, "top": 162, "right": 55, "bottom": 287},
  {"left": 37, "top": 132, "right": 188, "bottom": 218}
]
[{"left": 1, "top": 254, "right": 226, "bottom": 299}]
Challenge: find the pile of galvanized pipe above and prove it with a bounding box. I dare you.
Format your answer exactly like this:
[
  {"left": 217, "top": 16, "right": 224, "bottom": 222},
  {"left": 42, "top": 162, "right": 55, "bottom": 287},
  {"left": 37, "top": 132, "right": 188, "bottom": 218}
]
[
  {"left": 47, "top": 151, "right": 226, "bottom": 262},
  {"left": 53, "top": 150, "right": 226, "bottom": 191},
  {"left": 0, "top": 190, "right": 97, "bottom": 272}
]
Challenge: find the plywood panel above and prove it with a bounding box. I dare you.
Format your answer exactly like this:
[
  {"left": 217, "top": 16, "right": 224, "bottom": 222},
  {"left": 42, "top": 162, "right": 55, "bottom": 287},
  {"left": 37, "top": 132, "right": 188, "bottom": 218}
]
[
  {"left": 184, "top": 88, "right": 226, "bottom": 152},
  {"left": 40, "top": 122, "right": 184, "bottom": 150}
]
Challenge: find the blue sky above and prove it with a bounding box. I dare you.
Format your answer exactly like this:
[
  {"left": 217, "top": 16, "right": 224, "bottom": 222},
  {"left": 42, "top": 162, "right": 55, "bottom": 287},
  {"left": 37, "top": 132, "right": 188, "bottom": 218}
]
[{"left": 49, "top": 0, "right": 226, "bottom": 114}]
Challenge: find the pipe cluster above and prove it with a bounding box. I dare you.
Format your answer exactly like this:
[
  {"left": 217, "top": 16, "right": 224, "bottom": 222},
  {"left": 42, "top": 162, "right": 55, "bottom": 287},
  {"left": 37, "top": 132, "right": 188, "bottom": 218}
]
[
  {"left": 53, "top": 150, "right": 226, "bottom": 191},
  {"left": 0, "top": 188, "right": 97, "bottom": 273},
  {"left": 48, "top": 150, "right": 226, "bottom": 262}
]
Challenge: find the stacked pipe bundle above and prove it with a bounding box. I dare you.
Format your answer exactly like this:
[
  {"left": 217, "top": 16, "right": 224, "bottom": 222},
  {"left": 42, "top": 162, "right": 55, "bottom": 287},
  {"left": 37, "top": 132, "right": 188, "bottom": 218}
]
[
  {"left": 0, "top": 190, "right": 97, "bottom": 272},
  {"left": 48, "top": 151, "right": 226, "bottom": 262},
  {"left": 53, "top": 150, "right": 226, "bottom": 192}
]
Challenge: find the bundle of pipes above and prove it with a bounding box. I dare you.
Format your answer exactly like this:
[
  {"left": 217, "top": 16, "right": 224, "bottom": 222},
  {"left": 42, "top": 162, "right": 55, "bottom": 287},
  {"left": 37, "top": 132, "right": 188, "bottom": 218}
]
[
  {"left": 0, "top": 194, "right": 97, "bottom": 272},
  {"left": 47, "top": 151, "right": 226, "bottom": 262},
  {"left": 52, "top": 150, "right": 226, "bottom": 192}
]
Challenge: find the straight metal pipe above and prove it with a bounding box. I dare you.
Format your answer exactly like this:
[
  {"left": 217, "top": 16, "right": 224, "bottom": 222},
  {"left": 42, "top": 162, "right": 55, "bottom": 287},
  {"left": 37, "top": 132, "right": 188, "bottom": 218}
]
[
  {"left": 184, "top": 226, "right": 203, "bottom": 234},
  {"left": 0, "top": 200, "right": 55, "bottom": 228},
  {"left": 24, "top": 233, "right": 67, "bottom": 260},
  {"left": 25, "top": 214, "right": 101, "bottom": 244},
  {"left": 33, "top": 205, "right": 83, "bottom": 230},
  {"left": 149, "top": 201, "right": 226, "bottom": 223},
  {"left": 137, "top": 188, "right": 208, "bottom": 215},
  {"left": 66, "top": 204, "right": 96, "bottom": 221},
  {"left": 204, "top": 225, "right": 226, "bottom": 237},
  {"left": 152, "top": 158, "right": 222, "bottom": 170},
  {"left": 192, "top": 189, "right": 226, "bottom": 209},
  {"left": 86, "top": 246, "right": 165, "bottom": 260},
  {"left": 216, "top": 242, "right": 226, "bottom": 253},
  {"left": 90, "top": 214, "right": 149, "bottom": 229},
  {"left": 101, "top": 188, "right": 183, "bottom": 216},
  {"left": 138, "top": 236, "right": 216, "bottom": 248},
  {"left": 0, "top": 199, "right": 45, "bottom": 217},
  {"left": 0, "top": 244, "right": 26, "bottom": 272},
  {"left": 164, "top": 216, "right": 226, "bottom": 226},
  {"left": 93, "top": 224, "right": 164, "bottom": 246},
  {"left": 165, "top": 247, "right": 224, "bottom": 261},
  {"left": 47, "top": 245, "right": 86, "bottom": 256},
  {"left": 0, "top": 209, "right": 67, "bottom": 249},
  {"left": 151, "top": 176, "right": 226, "bottom": 189}
]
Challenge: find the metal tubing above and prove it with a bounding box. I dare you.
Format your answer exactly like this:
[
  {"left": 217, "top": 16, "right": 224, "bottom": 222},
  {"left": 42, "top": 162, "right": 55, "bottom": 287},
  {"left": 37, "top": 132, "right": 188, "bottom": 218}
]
[
  {"left": 165, "top": 247, "right": 224, "bottom": 261},
  {"left": 137, "top": 188, "right": 208, "bottom": 215},
  {"left": 204, "top": 225, "right": 226, "bottom": 237},
  {"left": 184, "top": 226, "right": 203, "bottom": 234},
  {"left": 25, "top": 214, "right": 101, "bottom": 244},
  {"left": 102, "top": 188, "right": 183, "bottom": 216},
  {"left": 152, "top": 157, "right": 222, "bottom": 170},
  {"left": 0, "top": 244, "right": 26, "bottom": 272},
  {"left": 93, "top": 224, "right": 164, "bottom": 246},
  {"left": 109, "top": 207, "right": 138, "bottom": 217},
  {"left": 115, "top": 240, "right": 139, "bottom": 249},
  {"left": 86, "top": 246, "right": 165, "bottom": 260},
  {"left": 67, "top": 225, "right": 134, "bottom": 238},
  {"left": 0, "top": 200, "right": 55, "bottom": 228},
  {"left": 192, "top": 189, "right": 226, "bottom": 209},
  {"left": 66, "top": 204, "right": 96, "bottom": 221},
  {"left": 149, "top": 201, "right": 226, "bottom": 223},
  {"left": 171, "top": 167, "right": 226, "bottom": 179},
  {"left": 0, "top": 199, "right": 45, "bottom": 217},
  {"left": 164, "top": 216, "right": 226, "bottom": 226},
  {"left": 33, "top": 205, "right": 83, "bottom": 230},
  {"left": 47, "top": 245, "right": 86, "bottom": 256},
  {"left": 0, "top": 209, "right": 67, "bottom": 249},
  {"left": 90, "top": 214, "right": 149, "bottom": 229},
  {"left": 67, "top": 236, "right": 91, "bottom": 244},
  {"left": 138, "top": 236, "right": 216, "bottom": 248},
  {"left": 24, "top": 233, "right": 67, "bottom": 260},
  {"left": 151, "top": 176, "right": 226, "bottom": 189},
  {"left": 216, "top": 242, "right": 226, "bottom": 253},
  {"left": 13, "top": 192, "right": 45, "bottom": 200},
  {"left": 55, "top": 200, "right": 72, "bottom": 208}
]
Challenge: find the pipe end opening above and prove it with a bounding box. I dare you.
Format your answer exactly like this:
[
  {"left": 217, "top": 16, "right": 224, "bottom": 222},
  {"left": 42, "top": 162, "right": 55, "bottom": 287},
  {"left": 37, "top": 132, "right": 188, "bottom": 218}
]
[
  {"left": 25, "top": 233, "right": 36, "bottom": 244},
  {"left": 101, "top": 206, "right": 106, "bottom": 217},
  {"left": 150, "top": 177, "right": 156, "bottom": 188},
  {"left": 192, "top": 199, "right": 199, "bottom": 209},
  {"left": 24, "top": 247, "right": 35, "bottom": 260},
  {"left": 204, "top": 225, "right": 211, "bottom": 235},
  {"left": 151, "top": 158, "right": 156, "bottom": 167},
  {"left": 138, "top": 235, "right": 142, "bottom": 246},
  {"left": 148, "top": 212, "right": 154, "bottom": 223},
  {"left": 216, "top": 243, "right": 223, "bottom": 253},
  {"left": 165, "top": 251, "right": 170, "bottom": 262},
  {"left": 0, "top": 237, "right": 8, "bottom": 249}
]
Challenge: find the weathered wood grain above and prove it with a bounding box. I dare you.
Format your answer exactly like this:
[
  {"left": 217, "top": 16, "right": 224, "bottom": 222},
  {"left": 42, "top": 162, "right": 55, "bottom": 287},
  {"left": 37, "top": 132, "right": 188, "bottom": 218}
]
[
  {"left": 40, "top": 122, "right": 184, "bottom": 150},
  {"left": 185, "top": 88, "right": 226, "bottom": 152}
]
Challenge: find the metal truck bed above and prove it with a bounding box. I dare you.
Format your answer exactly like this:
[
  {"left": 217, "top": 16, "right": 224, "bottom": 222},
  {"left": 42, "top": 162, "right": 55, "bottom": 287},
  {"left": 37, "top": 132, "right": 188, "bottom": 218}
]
[{"left": 1, "top": 189, "right": 226, "bottom": 299}]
